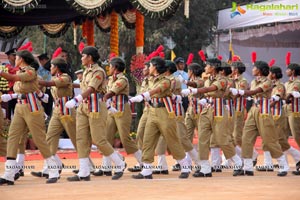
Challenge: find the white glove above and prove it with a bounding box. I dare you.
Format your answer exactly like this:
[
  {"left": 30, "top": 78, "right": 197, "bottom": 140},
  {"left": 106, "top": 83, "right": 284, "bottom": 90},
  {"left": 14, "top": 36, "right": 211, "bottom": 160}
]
[
  {"left": 177, "top": 75, "right": 187, "bottom": 84},
  {"left": 229, "top": 88, "right": 238, "bottom": 96},
  {"left": 181, "top": 89, "right": 190, "bottom": 97},
  {"left": 173, "top": 95, "right": 182, "bottom": 104},
  {"left": 198, "top": 98, "right": 208, "bottom": 106},
  {"left": 271, "top": 95, "right": 280, "bottom": 102},
  {"left": 291, "top": 91, "right": 300, "bottom": 98},
  {"left": 190, "top": 88, "right": 198, "bottom": 94},
  {"left": 107, "top": 106, "right": 118, "bottom": 114},
  {"left": 238, "top": 89, "right": 245, "bottom": 96},
  {"left": 129, "top": 95, "right": 144, "bottom": 103},
  {"left": 1, "top": 94, "right": 17, "bottom": 102},
  {"left": 65, "top": 94, "right": 83, "bottom": 108},
  {"left": 246, "top": 97, "right": 253, "bottom": 101},
  {"left": 36, "top": 91, "right": 49, "bottom": 103},
  {"left": 141, "top": 92, "right": 151, "bottom": 101}
]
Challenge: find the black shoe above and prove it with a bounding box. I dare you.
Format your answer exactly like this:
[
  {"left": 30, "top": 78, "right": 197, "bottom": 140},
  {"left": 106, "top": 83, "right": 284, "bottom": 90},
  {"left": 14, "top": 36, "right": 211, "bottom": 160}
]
[
  {"left": 253, "top": 159, "right": 257, "bottom": 167},
  {"left": 14, "top": 172, "right": 20, "bottom": 181},
  {"left": 233, "top": 169, "right": 244, "bottom": 176},
  {"left": 31, "top": 171, "right": 49, "bottom": 179},
  {"left": 245, "top": 170, "right": 254, "bottom": 176},
  {"left": 179, "top": 172, "right": 189, "bottom": 179},
  {"left": 152, "top": 170, "right": 169, "bottom": 175},
  {"left": 296, "top": 161, "right": 300, "bottom": 171},
  {"left": 46, "top": 177, "right": 59, "bottom": 184},
  {"left": 211, "top": 167, "right": 222, "bottom": 173},
  {"left": 92, "top": 170, "right": 112, "bottom": 176},
  {"left": 19, "top": 169, "right": 24, "bottom": 177},
  {"left": 255, "top": 166, "right": 274, "bottom": 172},
  {"left": 127, "top": 166, "right": 142, "bottom": 172},
  {"left": 193, "top": 171, "right": 212, "bottom": 177},
  {"left": 67, "top": 175, "right": 90, "bottom": 182},
  {"left": 172, "top": 164, "right": 181, "bottom": 171},
  {"left": 292, "top": 171, "right": 300, "bottom": 175},
  {"left": 112, "top": 172, "right": 123, "bottom": 180},
  {"left": 132, "top": 173, "right": 153, "bottom": 179},
  {"left": 0, "top": 178, "right": 14, "bottom": 185},
  {"left": 72, "top": 169, "right": 79, "bottom": 174},
  {"left": 277, "top": 171, "right": 288, "bottom": 177}
]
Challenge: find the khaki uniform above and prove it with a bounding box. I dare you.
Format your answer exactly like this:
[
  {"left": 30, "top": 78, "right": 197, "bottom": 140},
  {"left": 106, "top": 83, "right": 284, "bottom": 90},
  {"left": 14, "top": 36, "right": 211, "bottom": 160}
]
[
  {"left": 76, "top": 64, "right": 114, "bottom": 158},
  {"left": 232, "top": 75, "right": 248, "bottom": 146},
  {"left": 46, "top": 73, "right": 77, "bottom": 154},
  {"left": 185, "top": 77, "right": 205, "bottom": 142},
  {"left": 142, "top": 74, "right": 185, "bottom": 163},
  {"left": 285, "top": 78, "right": 300, "bottom": 148},
  {"left": 106, "top": 73, "right": 138, "bottom": 154},
  {"left": 136, "top": 76, "right": 151, "bottom": 150},
  {"left": 156, "top": 75, "right": 194, "bottom": 154},
  {"left": 198, "top": 75, "right": 236, "bottom": 160},
  {"left": 0, "top": 97, "right": 6, "bottom": 156},
  {"left": 7, "top": 66, "right": 52, "bottom": 158},
  {"left": 242, "top": 77, "right": 283, "bottom": 159}
]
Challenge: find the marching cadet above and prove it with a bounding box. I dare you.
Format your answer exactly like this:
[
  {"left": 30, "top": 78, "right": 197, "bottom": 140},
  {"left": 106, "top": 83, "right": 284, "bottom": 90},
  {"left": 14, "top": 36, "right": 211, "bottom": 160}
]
[
  {"left": 182, "top": 58, "right": 243, "bottom": 177},
  {"left": 284, "top": 63, "right": 300, "bottom": 175},
  {"left": 129, "top": 57, "right": 191, "bottom": 179},
  {"left": 0, "top": 95, "right": 6, "bottom": 157},
  {"left": 0, "top": 50, "right": 60, "bottom": 185},
  {"left": 102, "top": 57, "right": 143, "bottom": 174},
  {"left": 231, "top": 61, "right": 289, "bottom": 176},
  {"left": 154, "top": 61, "right": 201, "bottom": 174},
  {"left": 65, "top": 46, "right": 125, "bottom": 181}
]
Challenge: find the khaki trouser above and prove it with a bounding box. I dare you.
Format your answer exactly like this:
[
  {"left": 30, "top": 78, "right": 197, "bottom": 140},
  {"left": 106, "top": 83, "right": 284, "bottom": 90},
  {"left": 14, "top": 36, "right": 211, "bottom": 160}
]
[
  {"left": 156, "top": 117, "right": 194, "bottom": 155},
  {"left": 18, "top": 132, "right": 29, "bottom": 154},
  {"left": 76, "top": 101, "right": 114, "bottom": 158},
  {"left": 242, "top": 106, "right": 283, "bottom": 159},
  {"left": 210, "top": 116, "right": 234, "bottom": 148},
  {"left": 106, "top": 104, "right": 138, "bottom": 154},
  {"left": 136, "top": 107, "right": 149, "bottom": 150},
  {"left": 142, "top": 107, "right": 185, "bottom": 163},
  {"left": 286, "top": 105, "right": 300, "bottom": 148},
  {"left": 233, "top": 110, "right": 245, "bottom": 146},
  {"left": 198, "top": 107, "right": 236, "bottom": 160},
  {"left": 0, "top": 108, "right": 6, "bottom": 156},
  {"left": 47, "top": 106, "right": 77, "bottom": 154},
  {"left": 185, "top": 106, "right": 199, "bottom": 142},
  {"left": 7, "top": 103, "right": 52, "bottom": 158}
]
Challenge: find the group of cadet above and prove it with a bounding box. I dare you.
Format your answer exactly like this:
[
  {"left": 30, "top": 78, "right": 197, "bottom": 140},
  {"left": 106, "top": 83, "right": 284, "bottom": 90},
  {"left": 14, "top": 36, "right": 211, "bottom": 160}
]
[{"left": 0, "top": 45, "right": 299, "bottom": 186}]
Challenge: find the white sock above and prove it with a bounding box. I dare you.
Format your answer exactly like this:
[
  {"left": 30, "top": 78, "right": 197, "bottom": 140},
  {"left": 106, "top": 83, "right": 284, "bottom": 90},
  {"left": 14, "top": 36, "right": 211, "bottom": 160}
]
[
  {"left": 287, "top": 147, "right": 300, "bottom": 163},
  {"left": 177, "top": 158, "right": 191, "bottom": 173},
  {"left": 277, "top": 154, "right": 289, "bottom": 172},
  {"left": 77, "top": 158, "right": 90, "bottom": 177},
  {"left": 252, "top": 148, "right": 259, "bottom": 161},
  {"left": 235, "top": 146, "right": 242, "bottom": 157},
  {"left": 188, "top": 148, "right": 200, "bottom": 166},
  {"left": 109, "top": 151, "right": 125, "bottom": 173},
  {"left": 230, "top": 154, "right": 243, "bottom": 170},
  {"left": 2, "top": 160, "right": 17, "bottom": 181},
  {"left": 42, "top": 160, "right": 49, "bottom": 174},
  {"left": 263, "top": 151, "right": 273, "bottom": 168},
  {"left": 54, "top": 154, "right": 63, "bottom": 168},
  {"left": 141, "top": 163, "right": 152, "bottom": 176},
  {"left": 16, "top": 153, "right": 25, "bottom": 170},
  {"left": 157, "top": 154, "right": 168, "bottom": 171},
  {"left": 210, "top": 148, "right": 221, "bottom": 169},
  {"left": 88, "top": 157, "right": 95, "bottom": 172},
  {"left": 199, "top": 160, "right": 211, "bottom": 174},
  {"left": 134, "top": 150, "right": 142, "bottom": 165},
  {"left": 243, "top": 158, "right": 253, "bottom": 171},
  {"left": 102, "top": 156, "right": 112, "bottom": 172},
  {"left": 46, "top": 156, "right": 59, "bottom": 179}
]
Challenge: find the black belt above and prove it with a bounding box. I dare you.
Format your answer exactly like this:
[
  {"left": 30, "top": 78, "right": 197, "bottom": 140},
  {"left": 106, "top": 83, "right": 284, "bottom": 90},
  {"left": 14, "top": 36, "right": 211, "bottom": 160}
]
[
  {"left": 17, "top": 94, "right": 28, "bottom": 100},
  {"left": 149, "top": 102, "right": 165, "bottom": 108}
]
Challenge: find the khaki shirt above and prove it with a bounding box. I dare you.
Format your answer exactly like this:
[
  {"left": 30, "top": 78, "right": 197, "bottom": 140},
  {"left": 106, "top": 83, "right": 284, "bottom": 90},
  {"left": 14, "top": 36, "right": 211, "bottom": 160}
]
[
  {"left": 223, "top": 76, "right": 235, "bottom": 99},
  {"left": 235, "top": 75, "right": 248, "bottom": 90},
  {"left": 167, "top": 74, "right": 181, "bottom": 95},
  {"left": 51, "top": 73, "right": 73, "bottom": 99},
  {"left": 107, "top": 73, "right": 129, "bottom": 96},
  {"left": 149, "top": 74, "right": 172, "bottom": 98},
  {"left": 13, "top": 66, "right": 39, "bottom": 94},
  {"left": 204, "top": 74, "right": 227, "bottom": 98},
  {"left": 81, "top": 64, "right": 106, "bottom": 94},
  {"left": 250, "top": 76, "right": 272, "bottom": 98},
  {"left": 188, "top": 76, "right": 204, "bottom": 99},
  {"left": 284, "top": 78, "right": 300, "bottom": 98},
  {"left": 272, "top": 80, "right": 285, "bottom": 98},
  {"left": 139, "top": 76, "right": 151, "bottom": 94}
]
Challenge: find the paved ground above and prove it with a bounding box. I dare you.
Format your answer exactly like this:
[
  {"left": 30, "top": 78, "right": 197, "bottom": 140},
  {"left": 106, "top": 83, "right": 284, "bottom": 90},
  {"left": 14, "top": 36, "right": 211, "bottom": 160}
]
[{"left": 1, "top": 153, "right": 300, "bottom": 200}]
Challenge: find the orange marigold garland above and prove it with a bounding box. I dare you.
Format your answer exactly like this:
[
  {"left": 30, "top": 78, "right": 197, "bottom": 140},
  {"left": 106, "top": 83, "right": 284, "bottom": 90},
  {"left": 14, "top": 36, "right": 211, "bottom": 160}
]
[
  {"left": 86, "top": 19, "right": 94, "bottom": 46},
  {"left": 135, "top": 10, "right": 144, "bottom": 54},
  {"left": 110, "top": 11, "right": 119, "bottom": 56},
  {"left": 82, "top": 21, "right": 87, "bottom": 38}
]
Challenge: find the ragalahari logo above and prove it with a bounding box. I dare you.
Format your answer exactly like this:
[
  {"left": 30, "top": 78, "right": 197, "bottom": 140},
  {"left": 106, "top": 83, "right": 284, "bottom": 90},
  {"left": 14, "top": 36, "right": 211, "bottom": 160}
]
[{"left": 231, "top": 2, "right": 246, "bottom": 18}]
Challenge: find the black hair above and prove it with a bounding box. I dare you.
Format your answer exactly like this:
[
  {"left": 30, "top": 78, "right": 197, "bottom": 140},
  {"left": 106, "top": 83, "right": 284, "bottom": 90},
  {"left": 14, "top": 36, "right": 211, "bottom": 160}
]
[
  {"left": 221, "top": 62, "right": 232, "bottom": 76},
  {"left": 16, "top": 50, "right": 35, "bottom": 67},
  {"left": 206, "top": 58, "right": 222, "bottom": 72},
  {"left": 165, "top": 60, "right": 177, "bottom": 74},
  {"left": 254, "top": 61, "right": 269, "bottom": 76},
  {"left": 82, "top": 46, "right": 100, "bottom": 62},
  {"left": 288, "top": 63, "right": 300, "bottom": 76},
  {"left": 231, "top": 61, "right": 246, "bottom": 74},
  {"left": 188, "top": 63, "right": 204, "bottom": 77},
  {"left": 51, "top": 57, "right": 72, "bottom": 77},
  {"left": 144, "top": 61, "right": 150, "bottom": 68},
  {"left": 110, "top": 57, "right": 125, "bottom": 72},
  {"left": 30, "top": 60, "right": 40, "bottom": 71},
  {"left": 269, "top": 66, "right": 283, "bottom": 79},
  {"left": 150, "top": 56, "right": 166, "bottom": 74}
]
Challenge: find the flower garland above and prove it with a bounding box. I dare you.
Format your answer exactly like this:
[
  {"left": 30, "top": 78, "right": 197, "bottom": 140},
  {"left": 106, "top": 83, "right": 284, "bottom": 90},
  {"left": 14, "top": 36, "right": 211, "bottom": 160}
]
[
  {"left": 86, "top": 19, "right": 95, "bottom": 46},
  {"left": 0, "top": 65, "right": 9, "bottom": 92},
  {"left": 130, "top": 53, "right": 147, "bottom": 85},
  {"left": 110, "top": 11, "right": 119, "bottom": 56},
  {"left": 135, "top": 10, "right": 144, "bottom": 54}
]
